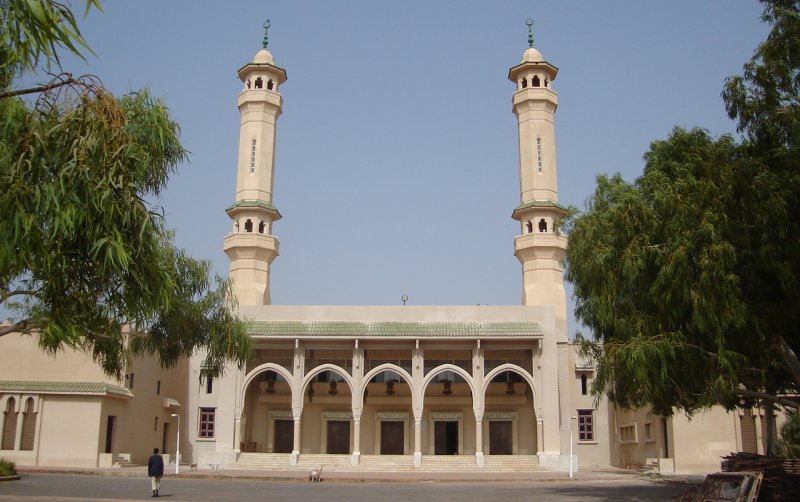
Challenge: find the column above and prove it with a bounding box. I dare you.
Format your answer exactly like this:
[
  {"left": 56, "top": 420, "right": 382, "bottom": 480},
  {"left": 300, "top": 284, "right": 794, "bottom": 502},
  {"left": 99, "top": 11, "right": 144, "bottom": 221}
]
[
  {"left": 413, "top": 416, "right": 422, "bottom": 467},
  {"left": 290, "top": 414, "right": 302, "bottom": 466},
  {"left": 352, "top": 416, "right": 361, "bottom": 466},
  {"left": 536, "top": 416, "right": 544, "bottom": 456},
  {"left": 233, "top": 409, "right": 242, "bottom": 453},
  {"left": 475, "top": 410, "right": 484, "bottom": 467}
]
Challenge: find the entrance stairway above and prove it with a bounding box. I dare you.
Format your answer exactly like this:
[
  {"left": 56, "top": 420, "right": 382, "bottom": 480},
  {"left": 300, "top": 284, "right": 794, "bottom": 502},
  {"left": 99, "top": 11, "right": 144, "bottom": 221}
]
[{"left": 232, "top": 453, "right": 545, "bottom": 472}]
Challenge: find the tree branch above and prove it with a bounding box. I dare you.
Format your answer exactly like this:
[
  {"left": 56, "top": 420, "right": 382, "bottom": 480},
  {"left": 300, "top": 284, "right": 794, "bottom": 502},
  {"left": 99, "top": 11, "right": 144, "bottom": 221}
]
[
  {"left": 777, "top": 335, "right": 800, "bottom": 388},
  {"left": 0, "top": 289, "right": 38, "bottom": 305},
  {"left": 732, "top": 388, "right": 799, "bottom": 409},
  {"left": 0, "top": 75, "right": 77, "bottom": 100},
  {"left": 0, "top": 319, "right": 34, "bottom": 337}
]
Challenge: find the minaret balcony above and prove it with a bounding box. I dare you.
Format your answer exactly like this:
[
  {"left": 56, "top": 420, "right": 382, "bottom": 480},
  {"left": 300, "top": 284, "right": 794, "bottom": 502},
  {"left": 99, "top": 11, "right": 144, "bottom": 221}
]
[
  {"left": 223, "top": 233, "right": 280, "bottom": 262},
  {"left": 514, "top": 233, "right": 567, "bottom": 263},
  {"left": 238, "top": 89, "right": 283, "bottom": 109}
]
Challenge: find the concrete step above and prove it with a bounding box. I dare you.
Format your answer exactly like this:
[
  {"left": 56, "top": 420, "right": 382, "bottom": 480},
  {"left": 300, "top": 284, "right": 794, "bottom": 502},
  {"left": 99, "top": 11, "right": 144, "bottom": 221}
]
[{"left": 232, "top": 453, "right": 545, "bottom": 472}]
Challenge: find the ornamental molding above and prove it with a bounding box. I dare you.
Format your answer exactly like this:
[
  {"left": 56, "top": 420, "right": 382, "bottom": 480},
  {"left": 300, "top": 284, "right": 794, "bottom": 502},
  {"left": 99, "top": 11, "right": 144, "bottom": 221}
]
[
  {"left": 430, "top": 411, "right": 463, "bottom": 421},
  {"left": 486, "top": 411, "right": 518, "bottom": 421},
  {"left": 376, "top": 411, "right": 409, "bottom": 421},
  {"left": 269, "top": 410, "right": 293, "bottom": 419},
  {"left": 322, "top": 411, "right": 352, "bottom": 420}
]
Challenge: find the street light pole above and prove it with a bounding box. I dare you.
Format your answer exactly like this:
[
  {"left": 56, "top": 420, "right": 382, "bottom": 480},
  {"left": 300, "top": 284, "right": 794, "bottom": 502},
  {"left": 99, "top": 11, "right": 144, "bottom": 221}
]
[
  {"left": 171, "top": 413, "right": 180, "bottom": 474},
  {"left": 569, "top": 416, "right": 577, "bottom": 479}
]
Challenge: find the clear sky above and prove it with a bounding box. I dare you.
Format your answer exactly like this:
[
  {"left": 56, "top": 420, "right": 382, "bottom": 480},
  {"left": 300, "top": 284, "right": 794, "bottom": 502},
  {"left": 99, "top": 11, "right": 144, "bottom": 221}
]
[{"left": 44, "top": 0, "right": 768, "bottom": 337}]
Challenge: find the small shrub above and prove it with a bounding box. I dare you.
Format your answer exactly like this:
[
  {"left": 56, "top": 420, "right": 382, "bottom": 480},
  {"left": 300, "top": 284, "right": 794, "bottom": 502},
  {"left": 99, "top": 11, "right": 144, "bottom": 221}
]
[
  {"left": 0, "top": 458, "right": 16, "bottom": 477},
  {"left": 778, "top": 410, "right": 800, "bottom": 459}
]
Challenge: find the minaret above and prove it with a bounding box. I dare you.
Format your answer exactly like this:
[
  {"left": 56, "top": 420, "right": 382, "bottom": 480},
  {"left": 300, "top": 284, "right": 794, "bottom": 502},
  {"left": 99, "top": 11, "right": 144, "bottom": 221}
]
[
  {"left": 509, "top": 20, "right": 568, "bottom": 338},
  {"left": 223, "top": 21, "right": 287, "bottom": 306}
]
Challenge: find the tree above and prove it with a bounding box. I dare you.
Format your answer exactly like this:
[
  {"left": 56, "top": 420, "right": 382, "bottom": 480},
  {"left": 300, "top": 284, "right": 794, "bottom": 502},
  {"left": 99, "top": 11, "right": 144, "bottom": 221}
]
[
  {"left": 565, "top": 0, "right": 800, "bottom": 453},
  {"left": 0, "top": 0, "right": 253, "bottom": 377}
]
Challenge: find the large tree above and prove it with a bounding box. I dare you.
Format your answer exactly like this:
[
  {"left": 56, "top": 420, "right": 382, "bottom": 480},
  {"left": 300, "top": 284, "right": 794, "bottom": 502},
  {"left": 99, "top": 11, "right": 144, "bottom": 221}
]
[
  {"left": 565, "top": 0, "right": 800, "bottom": 452},
  {"left": 0, "top": 0, "right": 253, "bottom": 376}
]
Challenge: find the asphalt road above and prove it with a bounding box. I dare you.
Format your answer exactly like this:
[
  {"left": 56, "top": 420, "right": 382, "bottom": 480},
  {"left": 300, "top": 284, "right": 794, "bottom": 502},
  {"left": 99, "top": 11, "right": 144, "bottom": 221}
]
[{"left": 0, "top": 473, "right": 691, "bottom": 501}]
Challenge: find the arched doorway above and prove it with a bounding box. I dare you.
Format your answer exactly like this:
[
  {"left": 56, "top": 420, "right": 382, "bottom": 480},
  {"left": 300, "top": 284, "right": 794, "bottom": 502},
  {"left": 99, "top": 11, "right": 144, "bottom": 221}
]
[
  {"left": 482, "top": 367, "right": 538, "bottom": 455},
  {"left": 361, "top": 367, "right": 414, "bottom": 455},
  {"left": 242, "top": 368, "right": 292, "bottom": 453}
]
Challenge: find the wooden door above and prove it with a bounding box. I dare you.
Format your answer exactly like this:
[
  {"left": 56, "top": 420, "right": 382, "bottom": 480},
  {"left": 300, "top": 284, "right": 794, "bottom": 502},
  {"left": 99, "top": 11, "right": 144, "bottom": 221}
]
[
  {"left": 326, "top": 420, "right": 350, "bottom": 454},
  {"left": 434, "top": 421, "right": 458, "bottom": 455},
  {"left": 380, "top": 421, "right": 404, "bottom": 455},
  {"left": 489, "top": 421, "right": 512, "bottom": 455},
  {"left": 274, "top": 420, "right": 293, "bottom": 453}
]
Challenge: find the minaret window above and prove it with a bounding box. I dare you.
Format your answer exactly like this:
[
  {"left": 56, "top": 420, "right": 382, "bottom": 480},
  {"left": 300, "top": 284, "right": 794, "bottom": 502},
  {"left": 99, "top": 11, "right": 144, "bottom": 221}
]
[
  {"left": 267, "top": 79, "right": 274, "bottom": 90},
  {"left": 250, "top": 139, "right": 257, "bottom": 173},
  {"left": 526, "top": 221, "right": 533, "bottom": 233},
  {"left": 544, "top": 78, "right": 549, "bottom": 88},
  {"left": 538, "top": 218, "right": 547, "bottom": 232},
  {"left": 255, "top": 77, "right": 263, "bottom": 89},
  {"left": 521, "top": 77, "right": 527, "bottom": 89},
  {"left": 246, "top": 80, "right": 251, "bottom": 89},
  {"left": 532, "top": 75, "right": 540, "bottom": 87},
  {"left": 258, "top": 221, "right": 266, "bottom": 233},
  {"left": 536, "top": 137, "right": 543, "bottom": 173},
  {"left": 244, "top": 219, "right": 253, "bottom": 232}
]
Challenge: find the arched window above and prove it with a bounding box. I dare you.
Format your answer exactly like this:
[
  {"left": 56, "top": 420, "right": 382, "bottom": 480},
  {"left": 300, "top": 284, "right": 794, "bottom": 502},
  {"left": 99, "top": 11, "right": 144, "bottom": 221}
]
[
  {"left": 246, "top": 80, "right": 251, "bottom": 89},
  {"left": 526, "top": 221, "right": 533, "bottom": 234},
  {"left": 267, "top": 79, "right": 274, "bottom": 91},
  {"left": 538, "top": 218, "right": 547, "bottom": 232},
  {"left": 20, "top": 398, "right": 36, "bottom": 451},
  {"left": 580, "top": 374, "right": 588, "bottom": 395},
  {"left": 258, "top": 221, "right": 266, "bottom": 233},
  {"left": 2, "top": 398, "right": 17, "bottom": 450},
  {"left": 254, "top": 77, "right": 263, "bottom": 89},
  {"left": 544, "top": 78, "right": 549, "bottom": 88},
  {"left": 521, "top": 77, "right": 528, "bottom": 89},
  {"left": 532, "top": 75, "right": 541, "bottom": 87},
  {"left": 244, "top": 219, "right": 253, "bottom": 233}
]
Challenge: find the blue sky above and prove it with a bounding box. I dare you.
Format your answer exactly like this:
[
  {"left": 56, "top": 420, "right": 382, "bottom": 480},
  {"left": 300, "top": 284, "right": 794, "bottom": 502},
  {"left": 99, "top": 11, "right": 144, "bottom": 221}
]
[{"left": 45, "top": 1, "right": 768, "bottom": 337}]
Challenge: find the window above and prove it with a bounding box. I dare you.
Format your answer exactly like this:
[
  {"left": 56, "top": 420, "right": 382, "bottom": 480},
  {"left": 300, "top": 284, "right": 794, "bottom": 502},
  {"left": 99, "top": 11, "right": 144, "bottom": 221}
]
[
  {"left": 199, "top": 408, "right": 215, "bottom": 438},
  {"left": 521, "top": 77, "right": 527, "bottom": 89},
  {"left": 250, "top": 139, "right": 256, "bottom": 173},
  {"left": 156, "top": 380, "right": 161, "bottom": 395},
  {"left": 644, "top": 422, "right": 654, "bottom": 442},
  {"left": 244, "top": 219, "right": 253, "bottom": 232},
  {"left": 532, "top": 75, "right": 541, "bottom": 87},
  {"left": 267, "top": 79, "right": 274, "bottom": 90},
  {"left": 154, "top": 417, "right": 159, "bottom": 431},
  {"left": 577, "top": 409, "right": 594, "bottom": 442},
  {"left": 206, "top": 376, "right": 213, "bottom": 394},
  {"left": 619, "top": 424, "right": 637, "bottom": 443},
  {"left": 580, "top": 374, "right": 588, "bottom": 395},
  {"left": 536, "top": 137, "right": 543, "bottom": 173},
  {"left": 129, "top": 373, "right": 135, "bottom": 389},
  {"left": 20, "top": 398, "right": 36, "bottom": 450},
  {"left": 255, "top": 77, "right": 263, "bottom": 89}
]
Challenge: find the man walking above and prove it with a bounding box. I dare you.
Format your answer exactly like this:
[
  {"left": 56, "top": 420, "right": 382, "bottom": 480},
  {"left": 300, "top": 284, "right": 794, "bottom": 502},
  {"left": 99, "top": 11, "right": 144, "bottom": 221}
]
[{"left": 147, "top": 448, "right": 165, "bottom": 497}]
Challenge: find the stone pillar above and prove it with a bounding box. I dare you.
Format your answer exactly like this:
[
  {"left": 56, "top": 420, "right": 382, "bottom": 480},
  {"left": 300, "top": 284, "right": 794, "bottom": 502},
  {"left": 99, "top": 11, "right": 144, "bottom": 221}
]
[
  {"left": 475, "top": 411, "right": 484, "bottom": 467},
  {"left": 536, "top": 416, "right": 544, "bottom": 456},
  {"left": 352, "top": 416, "right": 361, "bottom": 466},
  {"left": 413, "top": 417, "right": 422, "bottom": 467},
  {"left": 290, "top": 414, "right": 302, "bottom": 466},
  {"left": 233, "top": 409, "right": 243, "bottom": 453}
]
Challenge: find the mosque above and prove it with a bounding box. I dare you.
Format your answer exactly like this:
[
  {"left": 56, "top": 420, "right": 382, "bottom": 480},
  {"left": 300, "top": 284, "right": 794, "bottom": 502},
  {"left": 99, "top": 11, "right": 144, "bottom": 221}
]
[{"left": 0, "top": 22, "right": 770, "bottom": 475}]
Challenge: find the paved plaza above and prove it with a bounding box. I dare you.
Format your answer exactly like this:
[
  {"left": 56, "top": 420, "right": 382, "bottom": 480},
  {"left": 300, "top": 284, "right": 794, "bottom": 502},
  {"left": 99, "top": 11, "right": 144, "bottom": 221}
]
[{"left": 0, "top": 470, "right": 696, "bottom": 501}]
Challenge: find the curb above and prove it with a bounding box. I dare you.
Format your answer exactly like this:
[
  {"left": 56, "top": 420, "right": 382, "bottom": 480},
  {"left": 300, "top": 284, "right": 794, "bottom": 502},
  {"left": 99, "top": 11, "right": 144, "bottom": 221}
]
[{"left": 0, "top": 475, "right": 20, "bottom": 482}]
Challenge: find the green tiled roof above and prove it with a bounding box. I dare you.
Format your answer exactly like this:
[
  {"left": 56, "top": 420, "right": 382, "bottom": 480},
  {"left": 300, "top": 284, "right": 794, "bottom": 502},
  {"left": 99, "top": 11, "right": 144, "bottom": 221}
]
[
  {"left": 246, "top": 321, "right": 543, "bottom": 338},
  {"left": 512, "top": 199, "right": 568, "bottom": 218},
  {"left": 0, "top": 380, "right": 133, "bottom": 398},
  {"left": 226, "top": 199, "right": 282, "bottom": 220}
]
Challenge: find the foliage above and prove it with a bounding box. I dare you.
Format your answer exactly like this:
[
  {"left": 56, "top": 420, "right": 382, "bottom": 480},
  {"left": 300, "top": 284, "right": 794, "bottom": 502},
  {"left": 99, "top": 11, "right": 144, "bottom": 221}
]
[
  {"left": 0, "top": 458, "right": 16, "bottom": 477},
  {"left": 565, "top": 0, "right": 800, "bottom": 424},
  {"left": 778, "top": 411, "right": 800, "bottom": 458},
  {"left": 0, "top": 0, "right": 253, "bottom": 376}
]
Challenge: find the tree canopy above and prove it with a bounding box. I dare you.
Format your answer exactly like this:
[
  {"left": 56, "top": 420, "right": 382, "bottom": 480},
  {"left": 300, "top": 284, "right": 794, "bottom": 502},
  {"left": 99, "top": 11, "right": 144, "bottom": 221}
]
[
  {"left": 565, "top": 0, "right": 800, "bottom": 428},
  {"left": 0, "top": 0, "right": 253, "bottom": 376}
]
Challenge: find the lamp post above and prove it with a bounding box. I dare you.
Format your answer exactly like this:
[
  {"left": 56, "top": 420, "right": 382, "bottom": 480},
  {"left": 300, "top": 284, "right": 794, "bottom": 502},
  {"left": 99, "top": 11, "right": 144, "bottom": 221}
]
[
  {"left": 170, "top": 413, "right": 180, "bottom": 474},
  {"left": 569, "top": 415, "right": 577, "bottom": 478}
]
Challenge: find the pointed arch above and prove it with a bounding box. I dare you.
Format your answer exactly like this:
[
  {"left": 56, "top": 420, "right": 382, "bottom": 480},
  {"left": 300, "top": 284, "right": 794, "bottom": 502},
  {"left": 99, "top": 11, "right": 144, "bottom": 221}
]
[
  {"left": 362, "top": 364, "right": 414, "bottom": 398},
  {"left": 483, "top": 364, "right": 537, "bottom": 403},
  {"left": 242, "top": 363, "right": 296, "bottom": 398},
  {"left": 421, "top": 364, "right": 475, "bottom": 396}
]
